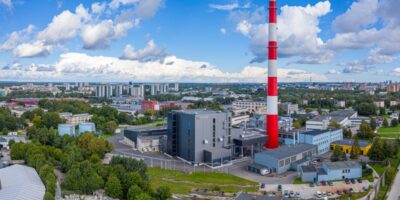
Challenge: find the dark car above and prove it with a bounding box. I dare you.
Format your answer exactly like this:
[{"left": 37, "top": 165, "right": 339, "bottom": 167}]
[
  {"left": 309, "top": 182, "right": 315, "bottom": 187},
  {"left": 357, "top": 179, "right": 362, "bottom": 183},
  {"left": 321, "top": 181, "right": 327, "bottom": 186},
  {"left": 328, "top": 181, "right": 333, "bottom": 186},
  {"left": 277, "top": 184, "right": 282, "bottom": 191},
  {"left": 261, "top": 183, "right": 265, "bottom": 189},
  {"left": 351, "top": 179, "right": 356, "bottom": 184},
  {"left": 345, "top": 178, "right": 350, "bottom": 184}
]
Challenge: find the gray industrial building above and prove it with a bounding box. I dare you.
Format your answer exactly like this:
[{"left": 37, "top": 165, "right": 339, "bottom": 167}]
[
  {"left": 124, "top": 127, "right": 167, "bottom": 152},
  {"left": 166, "top": 110, "right": 267, "bottom": 167},
  {"left": 254, "top": 143, "right": 317, "bottom": 174},
  {"left": 167, "top": 110, "right": 234, "bottom": 166}
]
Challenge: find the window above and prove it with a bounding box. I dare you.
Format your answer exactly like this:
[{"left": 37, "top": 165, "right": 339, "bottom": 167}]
[{"left": 279, "top": 160, "right": 284, "bottom": 167}]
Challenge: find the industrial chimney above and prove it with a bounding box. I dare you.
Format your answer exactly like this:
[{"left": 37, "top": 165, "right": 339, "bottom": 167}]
[{"left": 265, "top": 0, "right": 279, "bottom": 149}]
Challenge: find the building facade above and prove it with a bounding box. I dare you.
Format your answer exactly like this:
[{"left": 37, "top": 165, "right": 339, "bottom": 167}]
[
  {"left": 300, "top": 161, "right": 362, "bottom": 182},
  {"left": 78, "top": 123, "right": 96, "bottom": 134},
  {"left": 330, "top": 139, "right": 372, "bottom": 155},
  {"left": 167, "top": 110, "right": 235, "bottom": 166},
  {"left": 58, "top": 124, "right": 75, "bottom": 136}
]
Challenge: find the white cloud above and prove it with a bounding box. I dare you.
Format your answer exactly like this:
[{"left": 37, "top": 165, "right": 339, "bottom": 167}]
[
  {"left": 91, "top": 2, "right": 107, "bottom": 14},
  {"left": 342, "top": 66, "right": 370, "bottom": 74},
  {"left": 81, "top": 20, "right": 137, "bottom": 49},
  {"left": 391, "top": 68, "right": 400, "bottom": 76},
  {"left": 220, "top": 28, "right": 227, "bottom": 35},
  {"left": 209, "top": 3, "right": 240, "bottom": 11},
  {"left": 121, "top": 40, "right": 166, "bottom": 62},
  {"left": 109, "top": 0, "right": 138, "bottom": 9},
  {"left": 327, "top": 69, "right": 341, "bottom": 75},
  {"left": 235, "top": 1, "right": 332, "bottom": 63},
  {"left": 0, "top": 52, "right": 327, "bottom": 82},
  {"left": 133, "top": 0, "right": 164, "bottom": 19},
  {"left": 13, "top": 41, "right": 52, "bottom": 58},
  {"left": 332, "top": 0, "right": 378, "bottom": 33},
  {"left": 0, "top": 24, "right": 35, "bottom": 51},
  {"left": 0, "top": 0, "right": 12, "bottom": 8},
  {"left": 37, "top": 4, "right": 90, "bottom": 44}
]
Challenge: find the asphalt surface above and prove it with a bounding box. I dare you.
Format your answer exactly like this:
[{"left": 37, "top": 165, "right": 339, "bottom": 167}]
[
  {"left": 108, "top": 134, "right": 296, "bottom": 184},
  {"left": 387, "top": 164, "right": 400, "bottom": 200}
]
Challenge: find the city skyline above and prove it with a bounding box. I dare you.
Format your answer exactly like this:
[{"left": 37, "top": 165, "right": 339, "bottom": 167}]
[{"left": 0, "top": 0, "right": 400, "bottom": 82}]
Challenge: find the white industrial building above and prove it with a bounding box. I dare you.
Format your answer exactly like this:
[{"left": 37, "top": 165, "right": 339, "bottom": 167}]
[{"left": 0, "top": 165, "right": 45, "bottom": 200}]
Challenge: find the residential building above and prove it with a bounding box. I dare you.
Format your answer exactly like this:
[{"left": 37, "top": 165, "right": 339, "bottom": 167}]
[
  {"left": 167, "top": 110, "right": 235, "bottom": 166},
  {"left": 299, "top": 161, "right": 362, "bottom": 182},
  {"left": 0, "top": 165, "right": 45, "bottom": 200},
  {"left": 78, "top": 122, "right": 96, "bottom": 134},
  {"left": 129, "top": 84, "right": 145, "bottom": 97},
  {"left": 141, "top": 101, "right": 160, "bottom": 111},
  {"left": 59, "top": 112, "right": 92, "bottom": 126},
  {"left": 232, "top": 100, "right": 267, "bottom": 114},
  {"left": 283, "top": 129, "right": 343, "bottom": 155},
  {"left": 254, "top": 144, "right": 317, "bottom": 174},
  {"left": 387, "top": 84, "right": 400, "bottom": 92},
  {"left": 279, "top": 102, "right": 298, "bottom": 114},
  {"left": 0, "top": 88, "right": 7, "bottom": 97},
  {"left": 373, "top": 101, "right": 385, "bottom": 108},
  {"left": 335, "top": 100, "right": 346, "bottom": 108},
  {"left": 330, "top": 139, "right": 372, "bottom": 155},
  {"left": 0, "top": 136, "right": 26, "bottom": 149},
  {"left": 306, "top": 110, "right": 357, "bottom": 130},
  {"left": 231, "top": 115, "right": 250, "bottom": 126},
  {"left": 58, "top": 124, "right": 75, "bottom": 136}
]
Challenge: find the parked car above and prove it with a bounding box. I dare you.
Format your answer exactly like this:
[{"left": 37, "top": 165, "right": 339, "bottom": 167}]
[
  {"left": 315, "top": 191, "right": 322, "bottom": 198},
  {"left": 309, "top": 182, "right": 314, "bottom": 187},
  {"left": 327, "top": 192, "right": 332, "bottom": 196},
  {"left": 337, "top": 190, "right": 343, "bottom": 195},
  {"left": 345, "top": 178, "right": 350, "bottom": 184},
  {"left": 260, "top": 183, "right": 265, "bottom": 189},
  {"left": 277, "top": 184, "right": 282, "bottom": 191},
  {"left": 321, "top": 181, "right": 327, "bottom": 186},
  {"left": 357, "top": 179, "right": 362, "bottom": 183},
  {"left": 328, "top": 181, "right": 333, "bottom": 186},
  {"left": 289, "top": 191, "right": 295, "bottom": 198},
  {"left": 295, "top": 192, "right": 301, "bottom": 198},
  {"left": 317, "top": 182, "right": 322, "bottom": 186},
  {"left": 351, "top": 179, "right": 356, "bottom": 184},
  {"left": 284, "top": 190, "right": 289, "bottom": 198}
]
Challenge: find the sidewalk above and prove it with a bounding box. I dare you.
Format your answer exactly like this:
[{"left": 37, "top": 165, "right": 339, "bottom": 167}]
[{"left": 386, "top": 165, "right": 400, "bottom": 200}]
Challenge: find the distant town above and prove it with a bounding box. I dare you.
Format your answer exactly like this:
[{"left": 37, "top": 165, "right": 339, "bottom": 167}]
[{"left": 0, "top": 81, "right": 399, "bottom": 200}]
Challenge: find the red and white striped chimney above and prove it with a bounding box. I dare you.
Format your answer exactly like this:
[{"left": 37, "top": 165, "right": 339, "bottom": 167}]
[{"left": 265, "top": 0, "right": 279, "bottom": 149}]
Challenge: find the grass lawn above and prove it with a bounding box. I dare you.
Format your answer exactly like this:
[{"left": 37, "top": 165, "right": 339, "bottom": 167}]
[
  {"left": 370, "top": 164, "right": 386, "bottom": 176},
  {"left": 378, "top": 125, "right": 400, "bottom": 133},
  {"left": 147, "top": 167, "right": 258, "bottom": 194},
  {"left": 340, "top": 188, "right": 370, "bottom": 200},
  {"left": 378, "top": 133, "right": 400, "bottom": 138},
  {"left": 293, "top": 177, "right": 306, "bottom": 184}
]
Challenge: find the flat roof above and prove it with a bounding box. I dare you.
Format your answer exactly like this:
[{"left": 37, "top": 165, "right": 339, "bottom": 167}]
[
  {"left": 331, "top": 139, "right": 371, "bottom": 147},
  {"left": 324, "top": 161, "right": 361, "bottom": 170},
  {"left": 173, "top": 109, "right": 227, "bottom": 115},
  {"left": 301, "top": 165, "right": 316, "bottom": 173},
  {"left": 256, "top": 143, "right": 316, "bottom": 160},
  {"left": 302, "top": 129, "right": 340, "bottom": 136}
]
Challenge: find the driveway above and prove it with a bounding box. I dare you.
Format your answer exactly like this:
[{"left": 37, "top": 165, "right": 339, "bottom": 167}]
[{"left": 387, "top": 164, "right": 400, "bottom": 200}]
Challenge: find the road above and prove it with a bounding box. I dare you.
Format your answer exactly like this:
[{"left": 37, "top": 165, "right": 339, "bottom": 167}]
[{"left": 387, "top": 164, "right": 400, "bottom": 200}]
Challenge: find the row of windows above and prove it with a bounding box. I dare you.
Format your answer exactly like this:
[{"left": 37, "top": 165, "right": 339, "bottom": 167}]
[{"left": 342, "top": 169, "right": 351, "bottom": 173}]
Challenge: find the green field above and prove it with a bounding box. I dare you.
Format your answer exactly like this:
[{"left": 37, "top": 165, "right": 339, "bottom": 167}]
[
  {"left": 147, "top": 168, "right": 258, "bottom": 194},
  {"left": 378, "top": 126, "right": 400, "bottom": 133},
  {"left": 378, "top": 133, "right": 400, "bottom": 138},
  {"left": 370, "top": 164, "right": 386, "bottom": 176}
]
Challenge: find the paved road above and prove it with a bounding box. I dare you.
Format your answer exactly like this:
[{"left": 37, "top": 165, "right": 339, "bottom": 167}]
[{"left": 387, "top": 164, "right": 400, "bottom": 200}]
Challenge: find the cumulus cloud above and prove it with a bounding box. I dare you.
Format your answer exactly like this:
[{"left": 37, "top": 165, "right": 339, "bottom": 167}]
[
  {"left": 37, "top": 4, "right": 90, "bottom": 44},
  {"left": 91, "top": 2, "right": 107, "bottom": 14},
  {"left": 342, "top": 66, "right": 371, "bottom": 74},
  {"left": 326, "top": 69, "right": 341, "bottom": 75},
  {"left": 121, "top": 40, "right": 166, "bottom": 62},
  {"left": 0, "top": 52, "right": 327, "bottom": 82},
  {"left": 332, "top": 0, "right": 378, "bottom": 33},
  {"left": 235, "top": 1, "right": 332, "bottom": 64},
  {"left": 0, "top": 0, "right": 12, "bottom": 8},
  {"left": 391, "top": 68, "right": 400, "bottom": 76},
  {"left": 343, "top": 49, "right": 395, "bottom": 67},
  {"left": 0, "top": 24, "right": 35, "bottom": 51},
  {"left": 13, "top": 41, "right": 52, "bottom": 58}
]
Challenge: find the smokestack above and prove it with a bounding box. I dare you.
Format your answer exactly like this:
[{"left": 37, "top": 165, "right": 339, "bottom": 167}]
[{"left": 265, "top": 0, "right": 279, "bottom": 149}]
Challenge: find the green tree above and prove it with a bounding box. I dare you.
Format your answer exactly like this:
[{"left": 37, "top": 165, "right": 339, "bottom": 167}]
[
  {"left": 154, "top": 186, "right": 172, "bottom": 200},
  {"left": 370, "top": 117, "right": 377, "bottom": 130},
  {"left": 105, "top": 174, "right": 123, "bottom": 199},
  {"left": 357, "top": 122, "right": 374, "bottom": 139},
  {"left": 383, "top": 118, "right": 389, "bottom": 127},
  {"left": 104, "top": 121, "right": 118, "bottom": 135},
  {"left": 135, "top": 193, "right": 152, "bottom": 200},
  {"left": 355, "top": 103, "right": 376, "bottom": 116},
  {"left": 331, "top": 145, "right": 342, "bottom": 162},
  {"left": 127, "top": 185, "right": 143, "bottom": 200},
  {"left": 350, "top": 137, "right": 361, "bottom": 159},
  {"left": 343, "top": 128, "right": 352, "bottom": 139},
  {"left": 385, "top": 167, "right": 396, "bottom": 185},
  {"left": 368, "top": 139, "right": 386, "bottom": 161},
  {"left": 44, "top": 192, "right": 55, "bottom": 200},
  {"left": 391, "top": 118, "right": 399, "bottom": 127}
]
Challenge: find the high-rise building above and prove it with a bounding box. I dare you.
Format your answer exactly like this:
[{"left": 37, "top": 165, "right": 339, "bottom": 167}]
[
  {"left": 129, "top": 85, "right": 145, "bottom": 97},
  {"left": 387, "top": 84, "right": 400, "bottom": 92}
]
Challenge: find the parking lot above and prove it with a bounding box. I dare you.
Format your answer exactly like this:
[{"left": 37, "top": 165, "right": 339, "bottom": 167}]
[{"left": 261, "top": 180, "right": 371, "bottom": 199}]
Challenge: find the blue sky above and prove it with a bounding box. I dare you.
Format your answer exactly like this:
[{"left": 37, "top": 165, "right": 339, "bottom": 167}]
[{"left": 0, "top": 0, "right": 399, "bottom": 82}]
